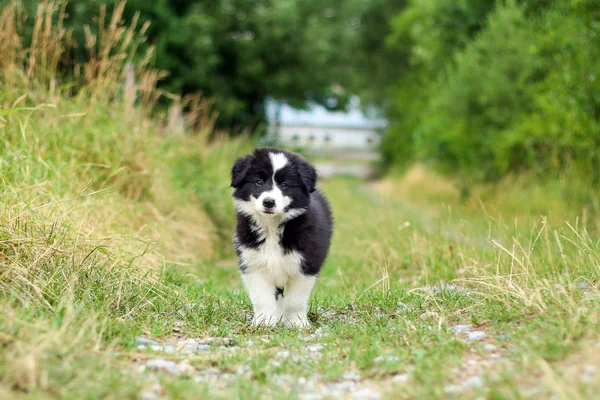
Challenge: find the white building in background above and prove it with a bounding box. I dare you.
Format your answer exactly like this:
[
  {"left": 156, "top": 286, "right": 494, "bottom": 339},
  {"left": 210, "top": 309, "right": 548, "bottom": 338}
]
[{"left": 264, "top": 96, "right": 387, "bottom": 151}]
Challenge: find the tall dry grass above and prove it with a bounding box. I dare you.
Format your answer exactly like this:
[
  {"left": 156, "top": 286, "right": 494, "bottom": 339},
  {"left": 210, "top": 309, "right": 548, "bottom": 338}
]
[
  {"left": 0, "top": 2, "right": 231, "bottom": 392},
  {"left": 0, "top": 0, "right": 217, "bottom": 134},
  {"left": 0, "top": 1, "right": 152, "bottom": 101}
]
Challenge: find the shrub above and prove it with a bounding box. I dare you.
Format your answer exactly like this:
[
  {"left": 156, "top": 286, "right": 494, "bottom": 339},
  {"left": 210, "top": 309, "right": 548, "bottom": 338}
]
[
  {"left": 401, "top": 1, "right": 600, "bottom": 185},
  {"left": 415, "top": 2, "right": 544, "bottom": 181}
]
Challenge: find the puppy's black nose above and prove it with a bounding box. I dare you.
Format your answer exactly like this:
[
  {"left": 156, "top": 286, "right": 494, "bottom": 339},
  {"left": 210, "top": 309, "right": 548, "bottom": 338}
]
[{"left": 262, "top": 198, "right": 276, "bottom": 209}]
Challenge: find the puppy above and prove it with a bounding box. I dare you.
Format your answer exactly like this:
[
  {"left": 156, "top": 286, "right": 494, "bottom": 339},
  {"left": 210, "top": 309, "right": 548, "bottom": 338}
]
[{"left": 231, "top": 148, "right": 333, "bottom": 328}]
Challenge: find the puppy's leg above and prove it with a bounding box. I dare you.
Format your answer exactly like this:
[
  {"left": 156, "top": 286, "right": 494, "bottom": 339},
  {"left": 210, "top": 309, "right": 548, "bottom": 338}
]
[
  {"left": 242, "top": 272, "right": 283, "bottom": 326},
  {"left": 283, "top": 274, "right": 316, "bottom": 328}
]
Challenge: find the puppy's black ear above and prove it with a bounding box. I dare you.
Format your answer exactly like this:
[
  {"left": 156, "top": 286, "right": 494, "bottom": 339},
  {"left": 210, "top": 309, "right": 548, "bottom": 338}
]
[
  {"left": 231, "top": 155, "right": 253, "bottom": 188},
  {"left": 298, "top": 160, "right": 317, "bottom": 193}
]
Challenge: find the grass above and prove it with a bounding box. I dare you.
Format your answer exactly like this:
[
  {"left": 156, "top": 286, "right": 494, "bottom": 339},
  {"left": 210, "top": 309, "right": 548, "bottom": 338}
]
[
  {"left": 2, "top": 159, "right": 599, "bottom": 399},
  {"left": 1, "top": 1, "right": 600, "bottom": 399}
]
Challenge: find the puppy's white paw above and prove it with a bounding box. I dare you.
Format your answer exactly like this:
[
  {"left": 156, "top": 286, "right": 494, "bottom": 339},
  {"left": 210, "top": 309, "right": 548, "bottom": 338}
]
[
  {"left": 251, "top": 310, "right": 281, "bottom": 327},
  {"left": 283, "top": 314, "right": 311, "bottom": 329}
]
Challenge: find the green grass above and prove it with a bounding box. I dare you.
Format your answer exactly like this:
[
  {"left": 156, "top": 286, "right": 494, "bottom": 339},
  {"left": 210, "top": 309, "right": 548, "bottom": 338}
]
[
  {"left": 1, "top": 2, "right": 599, "bottom": 397},
  {"left": 1, "top": 99, "right": 598, "bottom": 400},
  {"left": 2, "top": 147, "right": 600, "bottom": 399}
]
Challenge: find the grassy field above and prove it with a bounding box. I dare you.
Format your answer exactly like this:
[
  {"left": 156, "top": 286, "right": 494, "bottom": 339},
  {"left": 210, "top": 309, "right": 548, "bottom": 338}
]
[
  {"left": 2, "top": 2, "right": 600, "bottom": 399},
  {"left": 2, "top": 144, "right": 600, "bottom": 399}
]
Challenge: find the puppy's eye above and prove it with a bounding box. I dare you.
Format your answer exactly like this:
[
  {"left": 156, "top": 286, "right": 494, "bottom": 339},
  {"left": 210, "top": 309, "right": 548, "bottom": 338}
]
[
  {"left": 280, "top": 182, "right": 288, "bottom": 189},
  {"left": 255, "top": 179, "right": 263, "bottom": 186}
]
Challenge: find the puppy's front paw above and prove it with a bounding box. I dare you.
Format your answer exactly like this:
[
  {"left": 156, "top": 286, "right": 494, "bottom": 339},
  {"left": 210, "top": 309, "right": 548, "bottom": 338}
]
[
  {"left": 251, "top": 310, "right": 281, "bottom": 327},
  {"left": 283, "top": 314, "right": 311, "bottom": 329}
]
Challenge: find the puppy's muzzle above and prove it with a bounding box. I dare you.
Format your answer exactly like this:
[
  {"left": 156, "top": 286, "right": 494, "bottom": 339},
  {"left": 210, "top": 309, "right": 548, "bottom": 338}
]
[{"left": 262, "top": 197, "right": 276, "bottom": 210}]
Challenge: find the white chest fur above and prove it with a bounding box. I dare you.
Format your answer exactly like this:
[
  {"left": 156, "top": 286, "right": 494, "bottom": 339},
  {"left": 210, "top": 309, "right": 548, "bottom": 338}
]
[{"left": 236, "top": 219, "right": 303, "bottom": 288}]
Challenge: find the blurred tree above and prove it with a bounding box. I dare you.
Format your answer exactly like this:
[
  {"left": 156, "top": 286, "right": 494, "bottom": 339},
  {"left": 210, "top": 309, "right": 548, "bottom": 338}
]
[
  {"left": 349, "top": 0, "right": 409, "bottom": 107},
  {"left": 17, "top": 0, "right": 367, "bottom": 129},
  {"left": 375, "top": 0, "right": 600, "bottom": 185}
]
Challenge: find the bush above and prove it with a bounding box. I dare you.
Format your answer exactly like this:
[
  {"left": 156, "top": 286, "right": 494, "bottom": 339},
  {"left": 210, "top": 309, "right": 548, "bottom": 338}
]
[
  {"left": 383, "top": 0, "right": 600, "bottom": 186},
  {"left": 415, "top": 2, "right": 544, "bottom": 181}
]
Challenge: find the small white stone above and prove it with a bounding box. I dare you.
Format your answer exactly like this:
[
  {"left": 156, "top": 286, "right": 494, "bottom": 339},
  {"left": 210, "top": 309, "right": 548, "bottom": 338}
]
[
  {"left": 236, "top": 365, "right": 251, "bottom": 376},
  {"left": 465, "top": 376, "right": 484, "bottom": 388},
  {"left": 351, "top": 388, "right": 381, "bottom": 400},
  {"left": 199, "top": 343, "right": 211, "bottom": 351},
  {"left": 464, "top": 331, "right": 486, "bottom": 343},
  {"left": 144, "top": 359, "right": 179, "bottom": 375},
  {"left": 162, "top": 345, "right": 177, "bottom": 354},
  {"left": 342, "top": 371, "right": 361, "bottom": 381},
  {"left": 136, "top": 337, "right": 160, "bottom": 347},
  {"left": 451, "top": 324, "right": 472, "bottom": 334},
  {"left": 374, "top": 355, "right": 399, "bottom": 363},
  {"left": 398, "top": 221, "right": 411, "bottom": 230},
  {"left": 582, "top": 365, "right": 597, "bottom": 382},
  {"left": 433, "top": 281, "right": 457, "bottom": 293},
  {"left": 584, "top": 365, "right": 597, "bottom": 375},
  {"left": 482, "top": 343, "right": 497, "bottom": 352},
  {"left": 573, "top": 282, "right": 590, "bottom": 290},
  {"left": 308, "top": 344, "right": 324, "bottom": 352},
  {"left": 276, "top": 350, "right": 291, "bottom": 359},
  {"left": 392, "top": 373, "right": 409, "bottom": 383},
  {"left": 322, "top": 311, "right": 334, "bottom": 319},
  {"left": 330, "top": 381, "right": 355, "bottom": 390}
]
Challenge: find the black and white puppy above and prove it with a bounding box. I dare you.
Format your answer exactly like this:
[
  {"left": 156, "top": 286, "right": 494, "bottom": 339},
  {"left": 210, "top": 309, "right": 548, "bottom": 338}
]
[{"left": 231, "top": 147, "right": 333, "bottom": 328}]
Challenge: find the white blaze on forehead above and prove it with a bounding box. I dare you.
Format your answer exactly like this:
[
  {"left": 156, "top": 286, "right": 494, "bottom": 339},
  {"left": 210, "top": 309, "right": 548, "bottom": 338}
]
[
  {"left": 269, "top": 152, "right": 288, "bottom": 173},
  {"left": 262, "top": 152, "right": 290, "bottom": 214}
]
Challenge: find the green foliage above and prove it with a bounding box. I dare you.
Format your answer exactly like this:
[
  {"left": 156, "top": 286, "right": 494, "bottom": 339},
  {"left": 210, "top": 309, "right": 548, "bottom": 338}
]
[
  {"left": 374, "top": 0, "right": 600, "bottom": 186},
  {"left": 373, "top": 0, "right": 497, "bottom": 169},
  {"left": 171, "top": 136, "right": 255, "bottom": 256},
  {"left": 512, "top": 1, "right": 600, "bottom": 180},
  {"left": 416, "top": 2, "right": 543, "bottom": 181},
  {"left": 17, "top": 0, "right": 366, "bottom": 128},
  {"left": 155, "top": 0, "right": 364, "bottom": 127}
]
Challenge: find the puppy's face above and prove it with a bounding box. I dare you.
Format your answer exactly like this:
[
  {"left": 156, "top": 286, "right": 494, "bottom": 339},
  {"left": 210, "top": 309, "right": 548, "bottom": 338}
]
[{"left": 231, "top": 148, "right": 317, "bottom": 220}]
